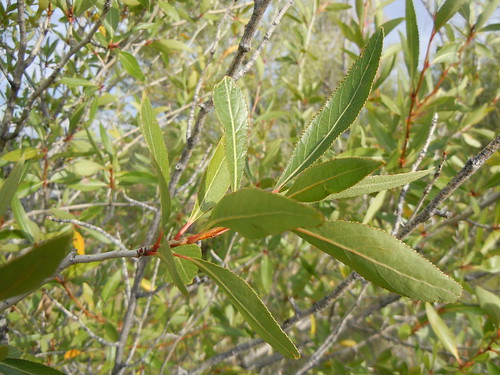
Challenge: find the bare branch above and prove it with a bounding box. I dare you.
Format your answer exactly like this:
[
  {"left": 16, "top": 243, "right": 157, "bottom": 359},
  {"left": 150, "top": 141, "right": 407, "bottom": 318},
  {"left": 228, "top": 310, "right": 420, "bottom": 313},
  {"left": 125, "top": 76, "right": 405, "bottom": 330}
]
[
  {"left": 294, "top": 284, "right": 368, "bottom": 375},
  {"left": 398, "top": 133, "right": 500, "bottom": 239},
  {"left": 234, "top": 0, "right": 295, "bottom": 81},
  {"left": 392, "top": 113, "right": 438, "bottom": 235}
]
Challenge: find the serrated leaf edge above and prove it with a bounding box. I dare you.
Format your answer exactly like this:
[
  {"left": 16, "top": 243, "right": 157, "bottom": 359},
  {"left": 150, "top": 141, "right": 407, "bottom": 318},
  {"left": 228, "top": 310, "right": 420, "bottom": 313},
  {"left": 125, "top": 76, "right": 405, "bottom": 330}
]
[
  {"left": 275, "top": 29, "right": 384, "bottom": 190},
  {"left": 295, "top": 220, "right": 463, "bottom": 302}
]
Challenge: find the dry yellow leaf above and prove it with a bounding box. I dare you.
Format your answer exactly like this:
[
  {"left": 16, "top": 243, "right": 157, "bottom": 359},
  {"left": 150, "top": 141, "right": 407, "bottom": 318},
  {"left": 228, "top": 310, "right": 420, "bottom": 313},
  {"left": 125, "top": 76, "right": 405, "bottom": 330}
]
[
  {"left": 64, "top": 349, "right": 81, "bottom": 359},
  {"left": 73, "top": 231, "right": 85, "bottom": 255}
]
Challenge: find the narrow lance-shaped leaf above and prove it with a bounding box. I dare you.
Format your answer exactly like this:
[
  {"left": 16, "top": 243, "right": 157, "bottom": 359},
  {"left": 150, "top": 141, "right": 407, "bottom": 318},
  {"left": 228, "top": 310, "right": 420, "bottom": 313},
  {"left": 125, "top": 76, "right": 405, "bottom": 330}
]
[
  {"left": 213, "top": 76, "right": 249, "bottom": 191},
  {"left": 189, "top": 137, "right": 230, "bottom": 223},
  {"left": 0, "top": 230, "right": 73, "bottom": 301},
  {"left": 275, "top": 28, "right": 384, "bottom": 191},
  {"left": 207, "top": 188, "right": 324, "bottom": 239},
  {"left": 294, "top": 221, "right": 462, "bottom": 303},
  {"left": 0, "top": 161, "right": 24, "bottom": 218},
  {"left": 425, "top": 302, "right": 460, "bottom": 361},
  {"left": 119, "top": 51, "right": 145, "bottom": 81},
  {"left": 184, "top": 256, "right": 300, "bottom": 359},
  {"left": 140, "top": 94, "right": 171, "bottom": 226},
  {"left": 11, "top": 196, "right": 40, "bottom": 243},
  {"left": 476, "top": 286, "right": 500, "bottom": 327},
  {"left": 405, "top": 0, "right": 419, "bottom": 79},
  {"left": 474, "top": 0, "right": 500, "bottom": 31},
  {"left": 286, "top": 157, "right": 383, "bottom": 202},
  {"left": 434, "top": 0, "right": 468, "bottom": 31},
  {"left": 157, "top": 243, "right": 189, "bottom": 296},
  {"left": 326, "top": 169, "right": 433, "bottom": 200}
]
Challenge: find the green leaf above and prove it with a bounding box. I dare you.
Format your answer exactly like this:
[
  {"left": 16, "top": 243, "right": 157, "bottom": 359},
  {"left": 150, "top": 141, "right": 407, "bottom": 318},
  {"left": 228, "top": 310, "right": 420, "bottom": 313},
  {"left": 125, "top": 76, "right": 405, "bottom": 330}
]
[
  {"left": 326, "top": 169, "right": 433, "bottom": 199},
  {"left": 69, "top": 159, "right": 104, "bottom": 176},
  {"left": 405, "top": 0, "right": 419, "bottom": 79},
  {"left": 0, "top": 231, "right": 72, "bottom": 301},
  {"left": 1, "top": 148, "right": 40, "bottom": 161},
  {"left": 474, "top": 0, "right": 500, "bottom": 31},
  {"left": 150, "top": 39, "right": 194, "bottom": 54},
  {"left": 480, "top": 23, "right": 500, "bottom": 32},
  {"left": 0, "top": 161, "right": 24, "bottom": 219},
  {"left": 476, "top": 286, "right": 500, "bottom": 327},
  {"left": 213, "top": 77, "right": 249, "bottom": 191},
  {"left": 184, "top": 256, "right": 300, "bottom": 359},
  {"left": 11, "top": 196, "right": 40, "bottom": 243},
  {"left": 0, "top": 346, "right": 7, "bottom": 361},
  {"left": 274, "top": 28, "right": 383, "bottom": 191},
  {"left": 207, "top": 188, "right": 324, "bottom": 239},
  {"left": 157, "top": 243, "right": 189, "bottom": 296},
  {"left": 140, "top": 94, "right": 171, "bottom": 227},
  {"left": 189, "top": 137, "right": 230, "bottom": 223},
  {"left": 101, "top": 269, "right": 122, "bottom": 302},
  {"left": 425, "top": 302, "right": 460, "bottom": 361},
  {"left": 295, "top": 221, "right": 462, "bottom": 302},
  {"left": 73, "top": 0, "right": 97, "bottom": 16},
  {"left": 59, "top": 77, "right": 97, "bottom": 87},
  {"left": 286, "top": 157, "right": 382, "bottom": 202},
  {"left": 434, "top": 0, "right": 468, "bottom": 31},
  {"left": 119, "top": 51, "right": 145, "bottom": 81},
  {"left": 0, "top": 358, "right": 65, "bottom": 375},
  {"left": 99, "top": 123, "right": 114, "bottom": 157},
  {"left": 165, "top": 244, "right": 201, "bottom": 284}
]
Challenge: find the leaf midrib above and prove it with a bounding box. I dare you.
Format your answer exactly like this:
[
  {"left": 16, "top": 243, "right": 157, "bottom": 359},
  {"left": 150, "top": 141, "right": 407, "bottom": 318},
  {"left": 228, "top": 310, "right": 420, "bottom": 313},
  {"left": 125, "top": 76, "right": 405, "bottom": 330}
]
[
  {"left": 278, "top": 32, "right": 381, "bottom": 189},
  {"left": 189, "top": 258, "right": 295, "bottom": 356},
  {"left": 296, "top": 227, "right": 457, "bottom": 298}
]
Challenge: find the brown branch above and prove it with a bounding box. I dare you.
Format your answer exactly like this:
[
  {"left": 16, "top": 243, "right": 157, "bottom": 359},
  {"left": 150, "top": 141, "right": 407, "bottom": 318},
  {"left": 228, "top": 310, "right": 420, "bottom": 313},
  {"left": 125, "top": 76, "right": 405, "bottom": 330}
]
[{"left": 168, "top": 0, "right": 273, "bottom": 194}]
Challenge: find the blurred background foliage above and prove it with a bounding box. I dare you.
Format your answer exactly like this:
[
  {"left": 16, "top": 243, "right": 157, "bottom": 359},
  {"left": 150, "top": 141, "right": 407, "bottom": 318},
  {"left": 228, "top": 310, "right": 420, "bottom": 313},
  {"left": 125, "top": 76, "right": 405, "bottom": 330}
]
[{"left": 0, "top": 0, "right": 499, "bottom": 373}]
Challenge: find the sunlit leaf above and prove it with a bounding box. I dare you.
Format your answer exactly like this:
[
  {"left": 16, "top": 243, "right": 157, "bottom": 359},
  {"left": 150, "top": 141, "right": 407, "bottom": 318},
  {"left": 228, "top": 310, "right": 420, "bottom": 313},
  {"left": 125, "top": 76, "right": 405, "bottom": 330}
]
[
  {"left": 119, "top": 51, "right": 145, "bottom": 81},
  {"left": 184, "top": 256, "right": 300, "bottom": 359},
  {"left": 295, "top": 221, "right": 462, "bottom": 302},
  {"left": 476, "top": 286, "right": 500, "bottom": 327},
  {"left": 274, "top": 28, "right": 383, "bottom": 191},
  {"left": 434, "top": 0, "right": 468, "bottom": 31},
  {"left": 286, "top": 157, "right": 382, "bottom": 202},
  {"left": 326, "top": 169, "right": 433, "bottom": 199},
  {"left": 59, "top": 77, "right": 97, "bottom": 87},
  {"left": 405, "top": 0, "right": 419, "bottom": 79},
  {"left": 425, "top": 302, "right": 460, "bottom": 361},
  {"left": 208, "top": 188, "right": 324, "bottom": 239},
  {"left": 213, "top": 77, "right": 249, "bottom": 191},
  {"left": 140, "top": 94, "right": 171, "bottom": 226},
  {"left": 189, "top": 138, "right": 230, "bottom": 223}
]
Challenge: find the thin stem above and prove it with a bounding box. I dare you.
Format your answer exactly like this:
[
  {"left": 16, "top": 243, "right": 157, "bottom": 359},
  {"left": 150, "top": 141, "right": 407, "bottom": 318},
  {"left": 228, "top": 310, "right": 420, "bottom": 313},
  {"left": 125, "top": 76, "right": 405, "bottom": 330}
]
[
  {"left": 398, "top": 134, "right": 500, "bottom": 239},
  {"left": 392, "top": 113, "right": 438, "bottom": 235}
]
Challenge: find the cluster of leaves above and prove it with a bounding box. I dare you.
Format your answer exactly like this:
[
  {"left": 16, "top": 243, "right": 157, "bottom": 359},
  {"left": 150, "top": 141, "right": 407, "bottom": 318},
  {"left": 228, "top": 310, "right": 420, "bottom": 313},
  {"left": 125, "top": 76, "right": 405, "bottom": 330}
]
[{"left": 0, "top": 0, "right": 499, "bottom": 374}]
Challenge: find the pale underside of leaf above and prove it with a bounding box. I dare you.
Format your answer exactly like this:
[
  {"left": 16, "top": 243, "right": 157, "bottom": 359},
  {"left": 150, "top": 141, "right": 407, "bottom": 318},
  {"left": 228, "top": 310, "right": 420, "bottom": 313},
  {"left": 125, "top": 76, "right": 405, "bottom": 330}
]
[
  {"left": 326, "top": 169, "right": 433, "bottom": 200},
  {"left": 286, "top": 157, "right": 382, "bottom": 202},
  {"left": 295, "top": 221, "right": 462, "bottom": 302},
  {"left": 214, "top": 77, "right": 248, "bottom": 191}
]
